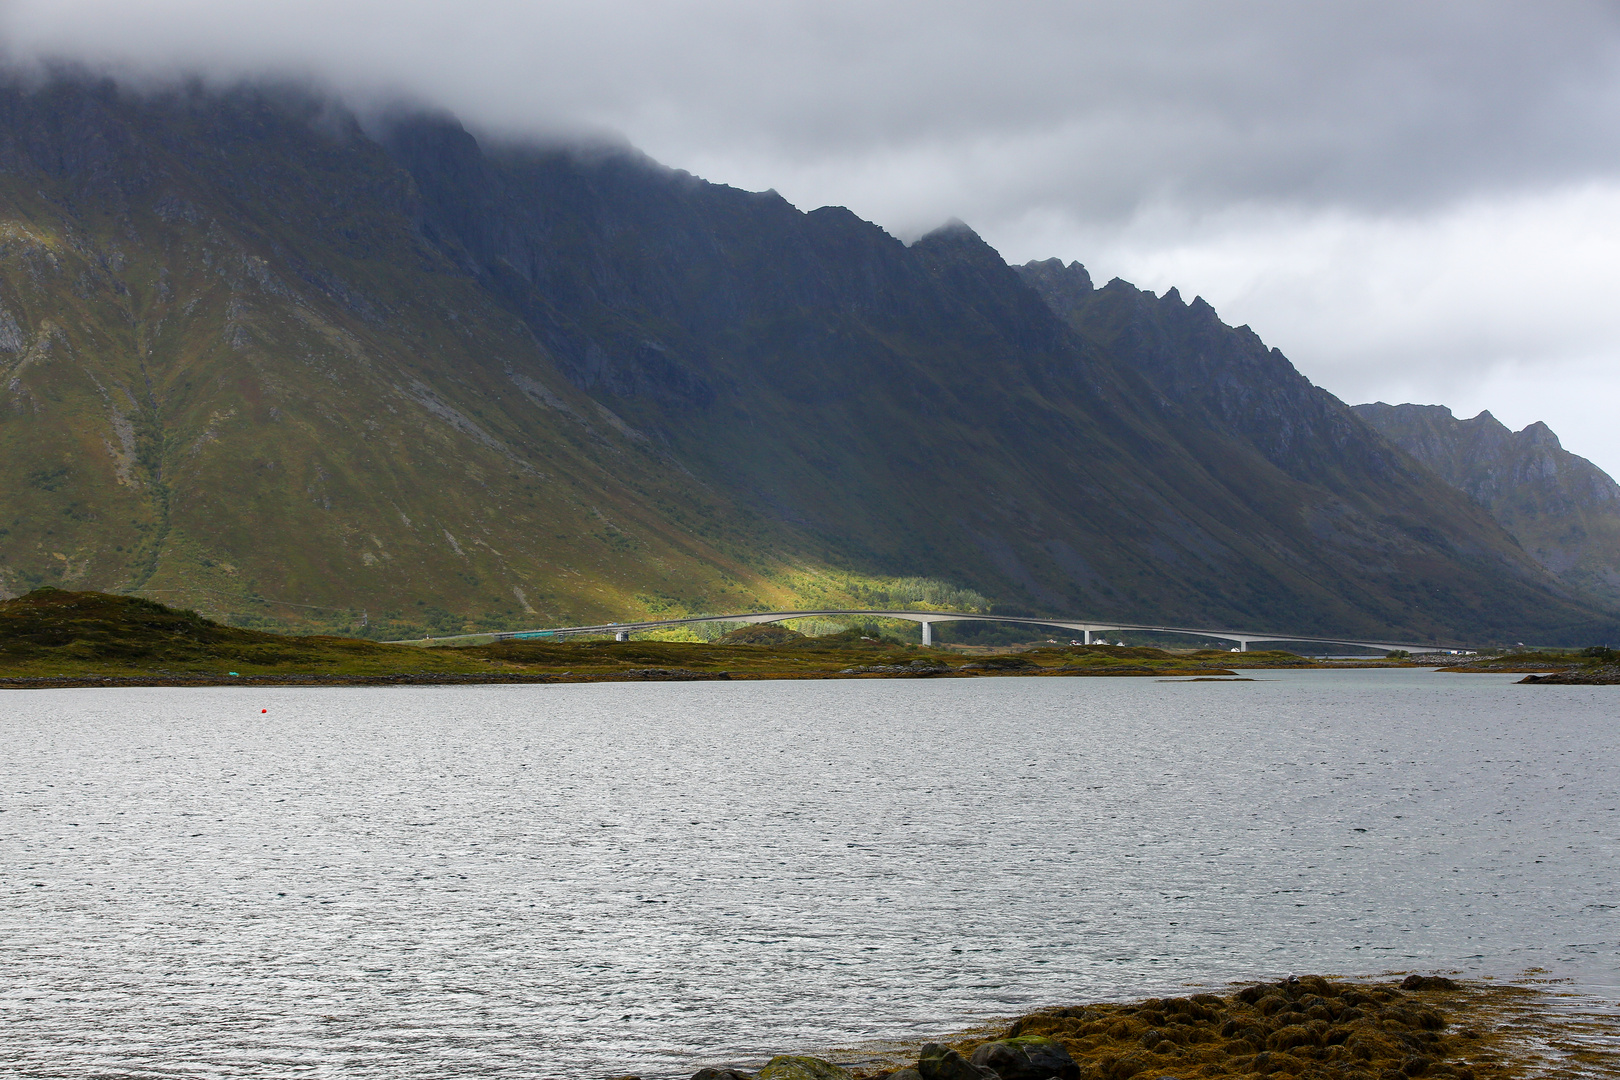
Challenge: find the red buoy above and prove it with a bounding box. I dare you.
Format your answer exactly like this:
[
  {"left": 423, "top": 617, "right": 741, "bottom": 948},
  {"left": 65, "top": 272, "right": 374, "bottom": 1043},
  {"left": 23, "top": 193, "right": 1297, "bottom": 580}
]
[{"left": 261, "top": 709, "right": 268, "bottom": 713}]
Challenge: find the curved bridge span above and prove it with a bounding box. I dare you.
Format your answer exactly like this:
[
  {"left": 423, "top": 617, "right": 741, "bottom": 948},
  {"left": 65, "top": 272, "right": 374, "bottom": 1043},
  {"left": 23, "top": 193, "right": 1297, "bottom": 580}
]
[{"left": 406, "top": 609, "right": 1446, "bottom": 654}]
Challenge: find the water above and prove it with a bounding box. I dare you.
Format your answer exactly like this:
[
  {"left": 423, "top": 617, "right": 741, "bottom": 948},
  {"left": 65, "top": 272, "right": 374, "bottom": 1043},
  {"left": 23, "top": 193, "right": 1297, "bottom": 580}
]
[{"left": 2, "top": 670, "right": 1616, "bottom": 1077}]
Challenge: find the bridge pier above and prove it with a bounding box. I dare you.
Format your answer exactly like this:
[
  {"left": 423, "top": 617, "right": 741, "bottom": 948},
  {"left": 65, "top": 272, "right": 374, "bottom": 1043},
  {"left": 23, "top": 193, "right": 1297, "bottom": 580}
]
[
  {"left": 921, "top": 621, "right": 932, "bottom": 646},
  {"left": 615, "top": 630, "right": 629, "bottom": 642}
]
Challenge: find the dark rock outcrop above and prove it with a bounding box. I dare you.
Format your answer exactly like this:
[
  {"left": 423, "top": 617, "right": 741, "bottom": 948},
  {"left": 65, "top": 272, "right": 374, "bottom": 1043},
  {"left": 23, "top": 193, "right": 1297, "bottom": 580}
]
[
  {"left": 1520, "top": 665, "right": 1620, "bottom": 684},
  {"left": 967, "top": 1035, "right": 1079, "bottom": 1080},
  {"left": 839, "top": 660, "right": 951, "bottom": 675},
  {"left": 917, "top": 1043, "right": 997, "bottom": 1080},
  {"left": 958, "top": 656, "right": 1037, "bottom": 671}
]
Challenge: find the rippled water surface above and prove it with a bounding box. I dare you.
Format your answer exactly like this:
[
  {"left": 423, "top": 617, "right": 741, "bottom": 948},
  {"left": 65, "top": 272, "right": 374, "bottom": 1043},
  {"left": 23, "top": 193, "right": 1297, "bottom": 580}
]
[{"left": 3, "top": 671, "right": 1617, "bottom": 1077}]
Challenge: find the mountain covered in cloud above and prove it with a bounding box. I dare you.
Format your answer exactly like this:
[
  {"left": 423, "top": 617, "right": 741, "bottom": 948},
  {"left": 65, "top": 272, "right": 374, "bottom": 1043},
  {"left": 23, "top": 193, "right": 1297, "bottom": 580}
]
[
  {"left": 1354, "top": 403, "right": 1620, "bottom": 610},
  {"left": 0, "top": 75, "right": 1612, "bottom": 644}
]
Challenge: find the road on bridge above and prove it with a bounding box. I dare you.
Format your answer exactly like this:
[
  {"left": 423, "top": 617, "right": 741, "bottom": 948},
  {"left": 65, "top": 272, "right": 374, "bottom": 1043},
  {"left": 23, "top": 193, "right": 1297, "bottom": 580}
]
[{"left": 392, "top": 608, "right": 1453, "bottom": 654}]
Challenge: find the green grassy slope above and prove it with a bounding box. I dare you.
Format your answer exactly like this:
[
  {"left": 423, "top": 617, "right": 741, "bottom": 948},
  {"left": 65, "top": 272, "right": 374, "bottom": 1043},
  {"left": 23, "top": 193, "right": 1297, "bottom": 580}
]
[{"left": 0, "top": 82, "right": 904, "bottom": 636}]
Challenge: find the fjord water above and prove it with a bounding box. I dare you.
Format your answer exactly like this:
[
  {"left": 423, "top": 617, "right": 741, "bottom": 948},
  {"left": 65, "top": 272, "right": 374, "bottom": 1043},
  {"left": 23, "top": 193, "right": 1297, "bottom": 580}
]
[{"left": 3, "top": 672, "right": 1616, "bottom": 1078}]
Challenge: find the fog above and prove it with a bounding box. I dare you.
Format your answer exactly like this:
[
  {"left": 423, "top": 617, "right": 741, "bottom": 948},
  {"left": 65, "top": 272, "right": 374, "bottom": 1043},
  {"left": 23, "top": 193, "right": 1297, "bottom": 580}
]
[{"left": 6, "top": 0, "right": 1620, "bottom": 468}]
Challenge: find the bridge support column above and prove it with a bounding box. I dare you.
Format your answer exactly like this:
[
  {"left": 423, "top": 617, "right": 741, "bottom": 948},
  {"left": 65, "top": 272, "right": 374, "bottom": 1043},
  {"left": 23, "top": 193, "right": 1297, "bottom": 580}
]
[
  {"left": 921, "top": 621, "right": 932, "bottom": 646},
  {"left": 1084, "top": 629, "right": 1093, "bottom": 645},
  {"left": 615, "top": 630, "right": 629, "bottom": 642},
  {"left": 1240, "top": 640, "right": 1248, "bottom": 652}
]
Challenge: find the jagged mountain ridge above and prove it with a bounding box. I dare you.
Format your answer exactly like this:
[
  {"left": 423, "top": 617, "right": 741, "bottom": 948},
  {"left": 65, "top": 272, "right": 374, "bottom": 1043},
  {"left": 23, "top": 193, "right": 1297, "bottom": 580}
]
[
  {"left": 0, "top": 76, "right": 1611, "bottom": 643},
  {"left": 1354, "top": 403, "right": 1620, "bottom": 609},
  {"left": 377, "top": 123, "right": 1612, "bottom": 641},
  {"left": 1012, "top": 258, "right": 1620, "bottom": 639}
]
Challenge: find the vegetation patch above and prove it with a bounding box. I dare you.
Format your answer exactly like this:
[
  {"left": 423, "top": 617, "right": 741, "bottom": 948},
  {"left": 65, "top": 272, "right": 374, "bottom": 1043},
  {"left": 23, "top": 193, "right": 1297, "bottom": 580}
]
[{"left": 718, "top": 623, "right": 809, "bottom": 646}]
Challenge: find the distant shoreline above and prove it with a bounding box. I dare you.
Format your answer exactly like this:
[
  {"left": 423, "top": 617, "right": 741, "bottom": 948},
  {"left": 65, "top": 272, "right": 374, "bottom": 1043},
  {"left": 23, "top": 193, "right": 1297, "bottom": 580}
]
[
  {"left": 0, "top": 663, "right": 1537, "bottom": 690},
  {"left": 10, "top": 590, "right": 1610, "bottom": 689},
  {"left": 0, "top": 667, "right": 1215, "bottom": 689}
]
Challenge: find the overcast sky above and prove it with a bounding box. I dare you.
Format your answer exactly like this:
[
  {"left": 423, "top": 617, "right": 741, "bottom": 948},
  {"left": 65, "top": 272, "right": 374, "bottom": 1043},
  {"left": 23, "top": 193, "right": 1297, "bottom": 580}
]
[{"left": 6, "top": 0, "right": 1620, "bottom": 471}]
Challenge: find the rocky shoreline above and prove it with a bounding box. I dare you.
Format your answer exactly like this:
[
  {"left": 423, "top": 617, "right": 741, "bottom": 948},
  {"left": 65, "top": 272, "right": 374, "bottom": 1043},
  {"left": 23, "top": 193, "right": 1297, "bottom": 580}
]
[
  {"left": 1518, "top": 664, "right": 1620, "bottom": 684},
  {"left": 660, "top": 975, "right": 1614, "bottom": 1080}
]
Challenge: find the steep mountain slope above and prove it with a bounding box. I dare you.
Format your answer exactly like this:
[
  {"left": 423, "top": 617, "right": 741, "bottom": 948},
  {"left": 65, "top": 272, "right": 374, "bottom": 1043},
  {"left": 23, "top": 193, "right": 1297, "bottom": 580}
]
[
  {"left": 1354, "top": 403, "right": 1620, "bottom": 608},
  {"left": 0, "top": 76, "right": 1611, "bottom": 643},
  {"left": 376, "top": 120, "right": 1612, "bottom": 642},
  {"left": 1009, "top": 257, "right": 1620, "bottom": 641},
  {"left": 0, "top": 80, "right": 815, "bottom": 637}
]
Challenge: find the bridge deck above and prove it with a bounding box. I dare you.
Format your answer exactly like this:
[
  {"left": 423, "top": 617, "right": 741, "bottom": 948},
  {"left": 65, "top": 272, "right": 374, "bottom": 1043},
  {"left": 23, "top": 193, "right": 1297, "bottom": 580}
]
[{"left": 389, "top": 609, "right": 1452, "bottom": 653}]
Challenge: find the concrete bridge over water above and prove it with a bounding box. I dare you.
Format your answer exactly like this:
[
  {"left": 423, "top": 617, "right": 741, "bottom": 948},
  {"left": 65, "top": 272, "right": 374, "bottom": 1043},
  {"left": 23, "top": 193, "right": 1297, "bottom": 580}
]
[{"left": 407, "top": 609, "right": 1449, "bottom": 654}]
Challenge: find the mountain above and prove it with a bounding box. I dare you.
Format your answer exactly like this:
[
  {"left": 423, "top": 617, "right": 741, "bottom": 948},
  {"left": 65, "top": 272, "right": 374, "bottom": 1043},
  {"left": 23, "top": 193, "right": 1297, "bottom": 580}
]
[
  {"left": 1013, "top": 259, "right": 1620, "bottom": 642},
  {"left": 1353, "top": 403, "right": 1620, "bottom": 609},
  {"left": 0, "top": 74, "right": 1612, "bottom": 644}
]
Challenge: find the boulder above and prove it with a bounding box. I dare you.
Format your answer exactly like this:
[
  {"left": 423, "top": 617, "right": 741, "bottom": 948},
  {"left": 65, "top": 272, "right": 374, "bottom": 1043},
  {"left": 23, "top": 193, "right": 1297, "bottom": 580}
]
[
  {"left": 756, "top": 1056, "right": 854, "bottom": 1080},
  {"left": 917, "top": 1042, "right": 998, "bottom": 1080},
  {"left": 691, "top": 1071, "right": 755, "bottom": 1080},
  {"left": 969, "top": 1036, "right": 1080, "bottom": 1080}
]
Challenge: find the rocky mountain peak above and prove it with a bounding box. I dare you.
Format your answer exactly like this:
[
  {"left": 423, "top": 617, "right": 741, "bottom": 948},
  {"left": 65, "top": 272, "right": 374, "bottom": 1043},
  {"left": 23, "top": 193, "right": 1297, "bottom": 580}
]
[{"left": 1355, "top": 402, "right": 1620, "bottom": 607}]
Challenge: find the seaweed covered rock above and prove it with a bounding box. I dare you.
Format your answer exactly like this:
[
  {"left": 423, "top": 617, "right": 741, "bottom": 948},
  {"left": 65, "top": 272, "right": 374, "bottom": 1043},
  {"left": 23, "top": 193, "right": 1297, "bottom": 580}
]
[
  {"left": 968, "top": 1035, "right": 1079, "bottom": 1080},
  {"left": 691, "top": 1070, "right": 756, "bottom": 1080},
  {"left": 975, "top": 977, "right": 1478, "bottom": 1080},
  {"left": 917, "top": 1042, "right": 997, "bottom": 1080},
  {"left": 757, "top": 1056, "right": 854, "bottom": 1080},
  {"left": 684, "top": 975, "right": 1502, "bottom": 1080}
]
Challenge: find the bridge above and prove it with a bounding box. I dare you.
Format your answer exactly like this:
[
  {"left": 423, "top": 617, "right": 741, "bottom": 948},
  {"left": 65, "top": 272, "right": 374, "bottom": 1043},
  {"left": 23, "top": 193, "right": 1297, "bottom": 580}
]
[{"left": 397, "top": 609, "right": 1447, "bottom": 654}]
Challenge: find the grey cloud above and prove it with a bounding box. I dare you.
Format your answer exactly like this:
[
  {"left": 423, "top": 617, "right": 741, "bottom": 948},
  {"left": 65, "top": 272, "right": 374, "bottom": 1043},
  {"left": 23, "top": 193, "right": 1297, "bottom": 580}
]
[
  {"left": 6, "top": 0, "right": 1620, "bottom": 472},
  {"left": 5, "top": 0, "right": 1620, "bottom": 222}
]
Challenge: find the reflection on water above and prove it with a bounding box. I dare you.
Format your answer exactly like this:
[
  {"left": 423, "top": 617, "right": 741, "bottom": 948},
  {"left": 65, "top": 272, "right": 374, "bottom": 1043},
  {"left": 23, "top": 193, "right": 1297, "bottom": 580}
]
[{"left": 2, "top": 670, "right": 1615, "bottom": 1077}]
